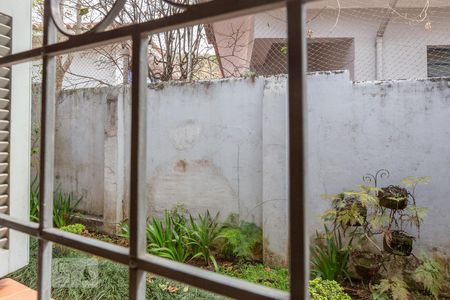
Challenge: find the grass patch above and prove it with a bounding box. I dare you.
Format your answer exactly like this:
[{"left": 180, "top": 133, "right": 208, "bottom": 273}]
[
  {"left": 7, "top": 239, "right": 226, "bottom": 300},
  {"left": 220, "top": 263, "right": 289, "bottom": 291}
]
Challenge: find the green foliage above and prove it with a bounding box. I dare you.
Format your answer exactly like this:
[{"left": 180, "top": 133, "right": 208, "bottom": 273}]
[
  {"left": 400, "top": 176, "right": 431, "bottom": 187},
  {"left": 343, "top": 185, "right": 381, "bottom": 208},
  {"left": 120, "top": 211, "right": 264, "bottom": 269},
  {"left": 309, "top": 277, "right": 351, "bottom": 300},
  {"left": 186, "top": 211, "right": 220, "bottom": 271},
  {"left": 29, "top": 180, "right": 82, "bottom": 228},
  {"left": 147, "top": 211, "right": 190, "bottom": 263},
  {"left": 371, "top": 277, "right": 409, "bottom": 300},
  {"left": 221, "top": 263, "right": 289, "bottom": 291},
  {"left": 60, "top": 223, "right": 86, "bottom": 235},
  {"left": 53, "top": 187, "right": 82, "bottom": 228},
  {"left": 413, "top": 253, "right": 444, "bottom": 299},
  {"left": 310, "top": 226, "right": 351, "bottom": 282},
  {"left": 218, "top": 214, "right": 262, "bottom": 262},
  {"left": 30, "top": 177, "right": 39, "bottom": 222},
  {"left": 118, "top": 221, "right": 130, "bottom": 239}
]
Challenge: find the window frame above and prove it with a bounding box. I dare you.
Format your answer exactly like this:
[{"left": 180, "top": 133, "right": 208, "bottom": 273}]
[{"left": 0, "top": 0, "right": 308, "bottom": 299}]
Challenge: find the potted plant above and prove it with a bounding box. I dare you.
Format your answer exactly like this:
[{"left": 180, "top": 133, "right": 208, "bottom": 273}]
[
  {"left": 335, "top": 194, "right": 368, "bottom": 227},
  {"left": 383, "top": 230, "right": 414, "bottom": 256},
  {"left": 321, "top": 186, "right": 379, "bottom": 229},
  {"left": 352, "top": 251, "right": 382, "bottom": 280},
  {"left": 378, "top": 185, "right": 408, "bottom": 210},
  {"left": 378, "top": 176, "right": 430, "bottom": 256}
]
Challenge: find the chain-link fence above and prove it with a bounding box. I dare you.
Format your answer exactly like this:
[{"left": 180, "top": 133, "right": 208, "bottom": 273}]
[{"left": 32, "top": 1, "right": 450, "bottom": 88}]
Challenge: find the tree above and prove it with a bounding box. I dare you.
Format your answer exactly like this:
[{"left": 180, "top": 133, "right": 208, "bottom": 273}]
[{"left": 32, "top": 0, "right": 223, "bottom": 89}]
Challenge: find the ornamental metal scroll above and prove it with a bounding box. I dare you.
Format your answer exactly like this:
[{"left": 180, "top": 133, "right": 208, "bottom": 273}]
[
  {"left": 363, "top": 169, "right": 390, "bottom": 187},
  {"left": 49, "top": 0, "right": 202, "bottom": 37}
]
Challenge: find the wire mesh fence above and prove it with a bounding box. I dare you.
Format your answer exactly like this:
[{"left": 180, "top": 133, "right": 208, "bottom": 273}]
[{"left": 31, "top": 1, "right": 450, "bottom": 89}]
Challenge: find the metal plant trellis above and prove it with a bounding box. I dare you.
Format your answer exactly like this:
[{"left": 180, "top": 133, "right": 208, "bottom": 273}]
[{"left": 0, "top": 0, "right": 308, "bottom": 299}]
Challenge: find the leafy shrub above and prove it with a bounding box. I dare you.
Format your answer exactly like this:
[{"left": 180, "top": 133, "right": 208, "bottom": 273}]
[
  {"left": 413, "top": 253, "right": 444, "bottom": 299},
  {"left": 186, "top": 211, "right": 220, "bottom": 270},
  {"left": 310, "top": 226, "right": 351, "bottom": 282},
  {"left": 218, "top": 214, "right": 262, "bottom": 262},
  {"left": 371, "top": 277, "right": 409, "bottom": 300},
  {"left": 53, "top": 188, "right": 82, "bottom": 228},
  {"left": 60, "top": 223, "right": 86, "bottom": 235},
  {"left": 309, "top": 277, "right": 351, "bottom": 300}
]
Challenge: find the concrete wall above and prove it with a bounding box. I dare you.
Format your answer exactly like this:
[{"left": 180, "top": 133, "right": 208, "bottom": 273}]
[
  {"left": 306, "top": 71, "right": 450, "bottom": 255},
  {"left": 144, "top": 79, "right": 265, "bottom": 226},
  {"left": 43, "top": 72, "right": 450, "bottom": 264}
]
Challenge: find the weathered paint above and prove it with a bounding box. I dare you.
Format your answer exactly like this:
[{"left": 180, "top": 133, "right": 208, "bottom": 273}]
[{"left": 34, "top": 71, "right": 450, "bottom": 263}]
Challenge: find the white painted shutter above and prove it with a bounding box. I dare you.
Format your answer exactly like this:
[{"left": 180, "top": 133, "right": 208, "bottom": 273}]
[
  {"left": 0, "top": 12, "right": 10, "bottom": 252},
  {"left": 0, "top": 4, "right": 31, "bottom": 277}
]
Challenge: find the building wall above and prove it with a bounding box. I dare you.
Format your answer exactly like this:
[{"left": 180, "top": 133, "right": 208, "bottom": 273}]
[
  {"left": 212, "top": 16, "right": 255, "bottom": 77},
  {"left": 305, "top": 71, "right": 450, "bottom": 257},
  {"left": 41, "top": 72, "right": 450, "bottom": 264},
  {"left": 251, "top": 6, "right": 450, "bottom": 81}
]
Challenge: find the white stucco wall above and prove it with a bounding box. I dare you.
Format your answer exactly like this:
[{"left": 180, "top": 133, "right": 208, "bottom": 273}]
[
  {"left": 144, "top": 79, "right": 265, "bottom": 225},
  {"left": 44, "top": 71, "right": 450, "bottom": 263},
  {"left": 306, "top": 71, "right": 450, "bottom": 255}
]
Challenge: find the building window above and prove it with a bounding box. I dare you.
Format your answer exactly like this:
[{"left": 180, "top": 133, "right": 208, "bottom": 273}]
[
  {"left": 427, "top": 46, "right": 450, "bottom": 78},
  {"left": 308, "top": 38, "right": 355, "bottom": 79},
  {"left": 249, "top": 37, "right": 355, "bottom": 79}
]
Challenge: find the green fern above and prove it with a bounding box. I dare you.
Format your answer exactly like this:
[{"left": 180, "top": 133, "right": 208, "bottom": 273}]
[
  {"left": 371, "top": 277, "right": 409, "bottom": 300},
  {"left": 413, "top": 253, "right": 443, "bottom": 299},
  {"left": 218, "top": 215, "right": 262, "bottom": 262}
]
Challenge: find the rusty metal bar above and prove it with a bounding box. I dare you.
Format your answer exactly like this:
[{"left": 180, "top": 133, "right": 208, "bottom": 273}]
[
  {"left": 137, "top": 254, "right": 289, "bottom": 300},
  {"left": 41, "top": 228, "right": 130, "bottom": 265},
  {"left": 287, "top": 1, "right": 308, "bottom": 299},
  {"left": 0, "top": 0, "right": 286, "bottom": 68},
  {"left": 0, "top": 0, "right": 310, "bottom": 299},
  {"left": 128, "top": 31, "right": 149, "bottom": 300},
  {"left": 37, "top": 1, "right": 57, "bottom": 299},
  {"left": 0, "top": 213, "right": 39, "bottom": 236}
]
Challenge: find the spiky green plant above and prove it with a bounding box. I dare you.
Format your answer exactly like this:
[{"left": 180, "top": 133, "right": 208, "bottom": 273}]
[
  {"left": 186, "top": 211, "right": 220, "bottom": 271},
  {"left": 310, "top": 226, "right": 352, "bottom": 282},
  {"left": 53, "top": 188, "right": 82, "bottom": 228},
  {"left": 147, "top": 212, "right": 190, "bottom": 263}
]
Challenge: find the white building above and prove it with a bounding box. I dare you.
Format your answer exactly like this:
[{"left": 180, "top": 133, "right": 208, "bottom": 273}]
[{"left": 213, "top": 0, "right": 450, "bottom": 81}]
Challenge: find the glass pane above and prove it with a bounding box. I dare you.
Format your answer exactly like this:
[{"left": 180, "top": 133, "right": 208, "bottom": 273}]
[
  {"left": 52, "top": 243, "right": 129, "bottom": 299},
  {"left": 305, "top": 1, "right": 450, "bottom": 299}
]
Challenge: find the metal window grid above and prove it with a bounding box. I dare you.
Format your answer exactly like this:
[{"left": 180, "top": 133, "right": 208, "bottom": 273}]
[{"left": 0, "top": 0, "right": 308, "bottom": 299}]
